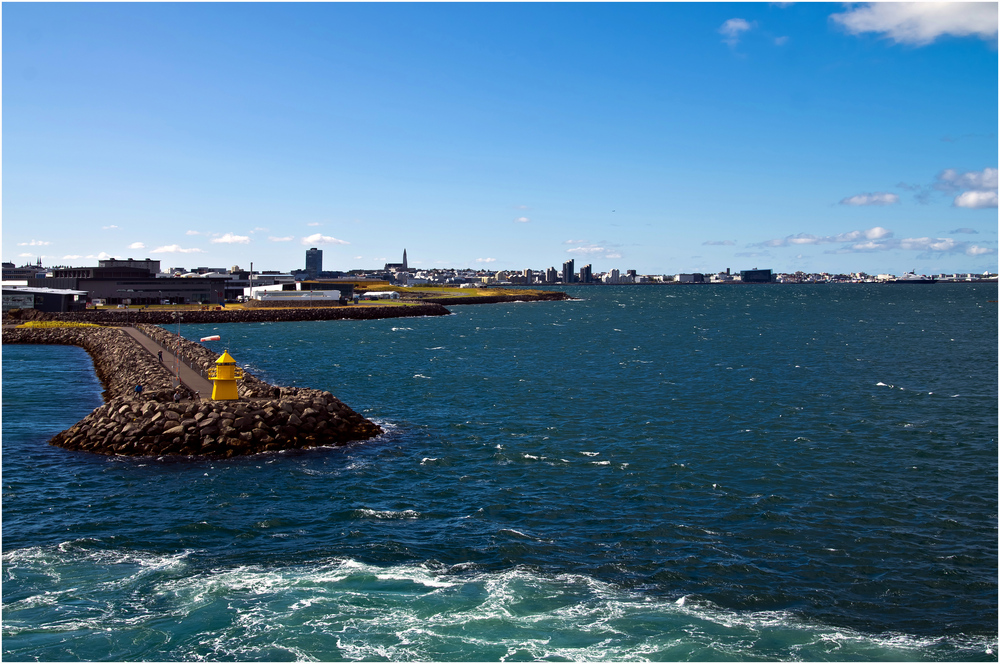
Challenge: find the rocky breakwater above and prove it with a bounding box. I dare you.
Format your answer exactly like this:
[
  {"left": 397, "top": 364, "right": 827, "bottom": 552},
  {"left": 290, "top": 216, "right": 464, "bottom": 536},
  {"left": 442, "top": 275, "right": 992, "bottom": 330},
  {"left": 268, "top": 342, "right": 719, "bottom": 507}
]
[
  {"left": 51, "top": 388, "right": 382, "bottom": 458},
  {"left": 3, "top": 325, "right": 383, "bottom": 458},
  {"left": 3, "top": 325, "right": 180, "bottom": 400},
  {"left": 3, "top": 302, "right": 449, "bottom": 326},
  {"left": 419, "top": 291, "right": 571, "bottom": 305}
]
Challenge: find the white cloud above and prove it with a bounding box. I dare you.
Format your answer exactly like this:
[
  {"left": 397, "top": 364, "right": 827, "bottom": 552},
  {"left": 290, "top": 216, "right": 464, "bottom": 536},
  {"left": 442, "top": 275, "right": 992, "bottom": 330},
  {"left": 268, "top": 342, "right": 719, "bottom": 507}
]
[
  {"left": 949, "top": 227, "right": 979, "bottom": 235},
  {"left": 128, "top": 242, "right": 145, "bottom": 250},
  {"left": 719, "top": 18, "right": 755, "bottom": 46},
  {"left": 476, "top": 257, "right": 496, "bottom": 263},
  {"left": 87, "top": 252, "right": 113, "bottom": 260},
  {"left": 252, "top": 227, "right": 268, "bottom": 233},
  {"left": 566, "top": 243, "right": 623, "bottom": 260},
  {"left": 102, "top": 225, "right": 119, "bottom": 230},
  {"left": 18, "top": 253, "right": 35, "bottom": 258},
  {"left": 774, "top": 36, "right": 789, "bottom": 46},
  {"left": 834, "top": 226, "right": 894, "bottom": 242},
  {"left": 17, "top": 239, "right": 51, "bottom": 246},
  {"left": 935, "top": 167, "right": 999, "bottom": 208},
  {"left": 307, "top": 222, "right": 321, "bottom": 227},
  {"left": 839, "top": 192, "right": 900, "bottom": 206},
  {"left": 831, "top": 2, "right": 998, "bottom": 45},
  {"left": 186, "top": 230, "right": 206, "bottom": 236},
  {"left": 211, "top": 233, "right": 251, "bottom": 244},
  {"left": 954, "top": 190, "right": 999, "bottom": 209},
  {"left": 151, "top": 245, "right": 205, "bottom": 254},
  {"left": 63, "top": 255, "right": 83, "bottom": 260},
  {"left": 817, "top": 235, "right": 996, "bottom": 257},
  {"left": 703, "top": 240, "right": 736, "bottom": 246},
  {"left": 937, "top": 167, "right": 998, "bottom": 191},
  {"left": 268, "top": 236, "right": 294, "bottom": 242},
  {"left": 301, "top": 233, "right": 349, "bottom": 246},
  {"left": 763, "top": 226, "right": 894, "bottom": 247},
  {"left": 515, "top": 217, "right": 530, "bottom": 223},
  {"left": 563, "top": 239, "right": 587, "bottom": 245},
  {"left": 897, "top": 237, "right": 964, "bottom": 253}
]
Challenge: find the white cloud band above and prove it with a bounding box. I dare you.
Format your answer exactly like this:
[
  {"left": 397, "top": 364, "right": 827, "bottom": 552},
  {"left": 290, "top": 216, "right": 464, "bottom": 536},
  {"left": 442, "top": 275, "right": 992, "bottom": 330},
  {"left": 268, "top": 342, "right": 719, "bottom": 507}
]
[
  {"left": 151, "top": 245, "right": 205, "bottom": 254},
  {"left": 211, "top": 233, "right": 251, "bottom": 244},
  {"left": 831, "top": 2, "right": 998, "bottom": 45},
  {"left": 301, "top": 233, "right": 349, "bottom": 246},
  {"left": 839, "top": 192, "right": 900, "bottom": 206}
]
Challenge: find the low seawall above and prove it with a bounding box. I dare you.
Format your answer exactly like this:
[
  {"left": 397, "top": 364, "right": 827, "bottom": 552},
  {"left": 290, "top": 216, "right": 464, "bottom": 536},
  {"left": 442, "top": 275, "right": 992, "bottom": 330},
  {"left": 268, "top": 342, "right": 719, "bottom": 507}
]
[
  {"left": 420, "top": 292, "right": 571, "bottom": 305},
  {"left": 3, "top": 302, "right": 449, "bottom": 326},
  {"left": 2, "top": 325, "right": 383, "bottom": 458}
]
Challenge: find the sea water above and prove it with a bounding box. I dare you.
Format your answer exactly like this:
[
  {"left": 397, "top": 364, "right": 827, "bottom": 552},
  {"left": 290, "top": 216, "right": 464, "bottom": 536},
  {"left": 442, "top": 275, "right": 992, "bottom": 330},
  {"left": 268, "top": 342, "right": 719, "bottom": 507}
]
[{"left": 2, "top": 284, "right": 997, "bottom": 661}]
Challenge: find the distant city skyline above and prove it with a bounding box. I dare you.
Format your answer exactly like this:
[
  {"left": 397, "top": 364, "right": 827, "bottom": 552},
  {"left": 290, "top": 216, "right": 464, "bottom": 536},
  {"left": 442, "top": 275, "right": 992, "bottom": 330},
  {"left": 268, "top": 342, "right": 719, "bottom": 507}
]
[{"left": 3, "top": 3, "right": 997, "bottom": 276}]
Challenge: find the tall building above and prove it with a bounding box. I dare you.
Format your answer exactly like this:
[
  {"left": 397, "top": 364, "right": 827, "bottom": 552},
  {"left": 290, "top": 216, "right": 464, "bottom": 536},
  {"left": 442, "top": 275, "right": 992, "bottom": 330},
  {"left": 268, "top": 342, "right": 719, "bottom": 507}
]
[
  {"left": 562, "top": 259, "right": 575, "bottom": 284},
  {"left": 579, "top": 264, "right": 592, "bottom": 284},
  {"left": 384, "top": 249, "right": 410, "bottom": 272},
  {"left": 545, "top": 267, "right": 558, "bottom": 283},
  {"left": 305, "top": 247, "right": 323, "bottom": 280}
]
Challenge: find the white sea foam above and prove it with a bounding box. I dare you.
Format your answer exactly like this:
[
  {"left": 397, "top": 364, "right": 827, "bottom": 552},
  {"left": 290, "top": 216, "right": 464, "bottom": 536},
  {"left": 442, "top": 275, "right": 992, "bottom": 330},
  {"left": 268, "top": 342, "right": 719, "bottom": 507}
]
[
  {"left": 354, "top": 508, "right": 420, "bottom": 520},
  {"left": 3, "top": 549, "right": 995, "bottom": 661}
]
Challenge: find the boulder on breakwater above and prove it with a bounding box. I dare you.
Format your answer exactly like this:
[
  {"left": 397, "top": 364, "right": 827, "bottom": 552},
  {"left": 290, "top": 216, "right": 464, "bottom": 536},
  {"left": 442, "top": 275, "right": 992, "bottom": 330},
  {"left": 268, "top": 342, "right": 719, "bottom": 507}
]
[{"left": 2, "top": 325, "right": 383, "bottom": 458}]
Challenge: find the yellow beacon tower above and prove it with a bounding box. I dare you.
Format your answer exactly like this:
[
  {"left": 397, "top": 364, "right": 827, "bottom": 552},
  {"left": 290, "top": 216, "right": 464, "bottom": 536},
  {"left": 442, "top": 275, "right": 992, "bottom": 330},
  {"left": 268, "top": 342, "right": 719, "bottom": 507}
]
[{"left": 208, "top": 350, "right": 244, "bottom": 400}]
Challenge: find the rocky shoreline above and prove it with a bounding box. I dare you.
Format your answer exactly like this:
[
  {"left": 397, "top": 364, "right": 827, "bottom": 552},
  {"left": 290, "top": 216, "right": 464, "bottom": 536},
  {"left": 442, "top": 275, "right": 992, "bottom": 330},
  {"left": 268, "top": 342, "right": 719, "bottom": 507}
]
[
  {"left": 418, "top": 291, "right": 571, "bottom": 306},
  {"left": 2, "top": 325, "right": 383, "bottom": 458},
  {"left": 1, "top": 292, "right": 570, "bottom": 326},
  {"left": 3, "top": 302, "right": 450, "bottom": 326}
]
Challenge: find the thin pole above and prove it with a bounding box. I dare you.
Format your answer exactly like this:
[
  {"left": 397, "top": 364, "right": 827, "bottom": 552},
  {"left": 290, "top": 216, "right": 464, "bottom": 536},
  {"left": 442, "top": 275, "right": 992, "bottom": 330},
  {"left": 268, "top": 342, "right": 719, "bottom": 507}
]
[{"left": 174, "top": 312, "right": 182, "bottom": 388}]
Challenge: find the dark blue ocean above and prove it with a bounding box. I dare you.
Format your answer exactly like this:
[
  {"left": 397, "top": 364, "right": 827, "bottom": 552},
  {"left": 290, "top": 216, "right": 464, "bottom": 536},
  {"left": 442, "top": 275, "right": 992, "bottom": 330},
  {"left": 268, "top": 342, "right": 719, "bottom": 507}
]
[{"left": 3, "top": 285, "right": 997, "bottom": 661}]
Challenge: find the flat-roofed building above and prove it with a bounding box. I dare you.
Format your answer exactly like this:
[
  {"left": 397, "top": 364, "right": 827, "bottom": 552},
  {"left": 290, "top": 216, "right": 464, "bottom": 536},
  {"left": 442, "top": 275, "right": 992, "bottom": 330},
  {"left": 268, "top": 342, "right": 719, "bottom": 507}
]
[
  {"left": 98, "top": 258, "right": 161, "bottom": 274},
  {"left": 740, "top": 269, "right": 774, "bottom": 283},
  {"left": 3, "top": 286, "right": 89, "bottom": 313},
  {"left": 32, "top": 265, "right": 227, "bottom": 305}
]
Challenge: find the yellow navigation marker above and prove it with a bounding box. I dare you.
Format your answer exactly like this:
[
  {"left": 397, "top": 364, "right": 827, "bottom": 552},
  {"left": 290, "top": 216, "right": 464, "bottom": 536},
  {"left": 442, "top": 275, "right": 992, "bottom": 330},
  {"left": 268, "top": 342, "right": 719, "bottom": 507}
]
[{"left": 208, "top": 350, "right": 244, "bottom": 400}]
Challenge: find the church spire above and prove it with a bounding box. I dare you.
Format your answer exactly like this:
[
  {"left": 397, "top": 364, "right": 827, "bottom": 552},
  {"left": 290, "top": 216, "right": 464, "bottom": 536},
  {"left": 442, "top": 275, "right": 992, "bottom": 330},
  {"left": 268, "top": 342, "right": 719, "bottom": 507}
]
[{"left": 403, "top": 249, "right": 407, "bottom": 270}]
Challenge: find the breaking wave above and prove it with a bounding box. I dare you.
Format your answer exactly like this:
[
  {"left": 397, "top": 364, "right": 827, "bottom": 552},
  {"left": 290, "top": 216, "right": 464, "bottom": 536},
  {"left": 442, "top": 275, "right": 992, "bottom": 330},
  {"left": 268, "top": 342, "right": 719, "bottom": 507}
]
[{"left": 2, "top": 545, "right": 994, "bottom": 661}]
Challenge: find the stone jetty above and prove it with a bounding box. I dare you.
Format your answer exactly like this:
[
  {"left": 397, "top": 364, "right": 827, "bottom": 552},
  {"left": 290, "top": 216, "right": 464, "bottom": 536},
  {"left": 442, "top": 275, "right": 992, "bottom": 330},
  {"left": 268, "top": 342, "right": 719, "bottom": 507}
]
[
  {"left": 2, "top": 325, "right": 383, "bottom": 458},
  {"left": 3, "top": 302, "right": 450, "bottom": 326},
  {"left": 418, "top": 291, "right": 570, "bottom": 306}
]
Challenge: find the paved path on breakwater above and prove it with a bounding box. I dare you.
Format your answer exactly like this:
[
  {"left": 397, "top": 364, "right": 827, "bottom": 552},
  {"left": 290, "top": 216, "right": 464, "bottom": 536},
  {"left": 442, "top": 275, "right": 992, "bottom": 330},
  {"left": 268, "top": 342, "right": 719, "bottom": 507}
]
[{"left": 120, "top": 326, "right": 214, "bottom": 397}]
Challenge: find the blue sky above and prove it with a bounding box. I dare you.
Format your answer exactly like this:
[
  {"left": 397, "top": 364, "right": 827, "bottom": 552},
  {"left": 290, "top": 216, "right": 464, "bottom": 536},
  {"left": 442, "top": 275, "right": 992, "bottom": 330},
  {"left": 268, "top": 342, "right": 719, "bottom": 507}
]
[{"left": 3, "top": 2, "right": 997, "bottom": 276}]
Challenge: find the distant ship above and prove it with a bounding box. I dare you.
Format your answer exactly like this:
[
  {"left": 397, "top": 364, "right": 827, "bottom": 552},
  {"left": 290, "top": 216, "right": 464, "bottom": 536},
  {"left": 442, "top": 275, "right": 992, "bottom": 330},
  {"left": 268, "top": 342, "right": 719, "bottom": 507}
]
[{"left": 892, "top": 271, "right": 937, "bottom": 284}]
